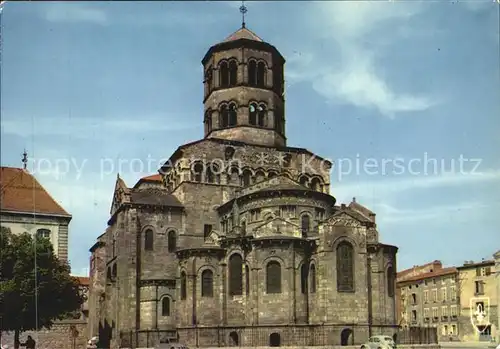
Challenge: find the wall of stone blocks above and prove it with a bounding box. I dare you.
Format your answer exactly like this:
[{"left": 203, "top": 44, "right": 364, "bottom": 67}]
[{"left": 0, "top": 321, "right": 87, "bottom": 349}]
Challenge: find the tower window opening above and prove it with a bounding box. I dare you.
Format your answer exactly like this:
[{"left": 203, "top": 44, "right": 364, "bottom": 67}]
[
  {"left": 257, "top": 104, "right": 266, "bottom": 127},
  {"left": 220, "top": 61, "right": 229, "bottom": 87},
  {"left": 249, "top": 104, "right": 257, "bottom": 125},
  {"left": 205, "top": 66, "right": 213, "bottom": 92},
  {"left": 248, "top": 60, "right": 257, "bottom": 86},
  {"left": 229, "top": 60, "right": 238, "bottom": 86},
  {"left": 228, "top": 103, "right": 237, "bottom": 126},
  {"left": 257, "top": 62, "right": 266, "bottom": 87},
  {"left": 220, "top": 105, "right": 229, "bottom": 127},
  {"left": 205, "top": 110, "right": 212, "bottom": 133}
]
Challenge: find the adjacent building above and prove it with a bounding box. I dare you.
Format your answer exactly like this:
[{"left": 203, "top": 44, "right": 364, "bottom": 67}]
[
  {"left": 397, "top": 263, "right": 459, "bottom": 342},
  {"left": 87, "top": 24, "right": 399, "bottom": 349},
  {"left": 0, "top": 166, "right": 71, "bottom": 261},
  {"left": 0, "top": 165, "right": 90, "bottom": 348},
  {"left": 495, "top": 251, "right": 500, "bottom": 343},
  {"left": 457, "top": 259, "right": 498, "bottom": 342}
]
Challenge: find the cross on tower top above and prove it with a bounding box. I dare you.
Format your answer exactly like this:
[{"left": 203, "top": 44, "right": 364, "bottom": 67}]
[
  {"left": 239, "top": 1, "right": 248, "bottom": 28},
  {"left": 22, "top": 149, "right": 28, "bottom": 170}
]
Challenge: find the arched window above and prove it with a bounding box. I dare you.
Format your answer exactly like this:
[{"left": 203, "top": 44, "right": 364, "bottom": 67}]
[
  {"left": 257, "top": 62, "right": 266, "bottom": 87},
  {"left": 167, "top": 231, "right": 176, "bottom": 252},
  {"left": 229, "top": 167, "right": 240, "bottom": 185},
  {"left": 180, "top": 271, "right": 187, "bottom": 300},
  {"left": 255, "top": 171, "right": 265, "bottom": 182},
  {"left": 206, "top": 164, "right": 220, "bottom": 184},
  {"left": 144, "top": 229, "right": 154, "bottom": 251},
  {"left": 192, "top": 162, "right": 204, "bottom": 182},
  {"left": 220, "top": 105, "right": 229, "bottom": 128},
  {"left": 266, "top": 261, "right": 281, "bottom": 294},
  {"left": 257, "top": 104, "right": 266, "bottom": 127},
  {"left": 112, "top": 264, "right": 117, "bottom": 279},
  {"left": 205, "top": 110, "right": 212, "bottom": 133},
  {"left": 161, "top": 297, "right": 170, "bottom": 316},
  {"left": 268, "top": 171, "right": 277, "bottom": 179},
  {"left": 300, "top": 263, "right": 308, "bottom": 294},
  {"left": 337, "top": 241, "right": 354, "bottom": 292},
  {"left": 242, "top": 170, "right": 252, "bottom": 187},
  {"left": 310, "top": 178, "right": 321, "bottom": 191},
  {"left": 249, "top": 103, "right": 257, "bottom": 125},
  {"left": 229, "top": 60, "right": 237, "bottom": 86},
  {"left": 36, "top": 229, "right": 51, "bottom": 239},
  {"left": 299, "top": 176, "right": 308, "bottom": 187},
  {"left": 301, "top": 215, "right": 310, "bottom": 238},
  {"left": 269, "top": 332, "right": 280, "bottom": 347},
  {"left": 220, "top": 61, "right": 229, "bottom": 87},
  {"left": 387, "top": 266, "right": 395, "bottom": 297},
  {"left": 229, "top": 331, "right": 239, "bottom": 346},
  {"left": 228, "top": 103, "right": 237, "bottom": 126},
  {"left": 310, "top": 264, "right": 316, "bottom": 293},
  {"left": 248, "top": 60, "right": 257, "bottom": 86},
  {"left": 201, "top": 269, "right": 214, "bottom": 297},
  {"left": 245, "top": 264, "right": 250, "bottom": 295},
  {"left": 205, "top": 66, "right": 213, "bottom": 92},
  {"left": 228, "top": 254, "right": 243, "bottom": 296}
]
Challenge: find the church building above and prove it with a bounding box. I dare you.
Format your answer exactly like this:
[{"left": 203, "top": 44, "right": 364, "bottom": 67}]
[{"left": 87, "top": 21, "right": 398, "bottom": 349}]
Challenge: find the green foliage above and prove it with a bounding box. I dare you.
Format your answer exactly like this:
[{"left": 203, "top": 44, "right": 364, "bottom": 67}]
[{"left": 0, "top": 226, "right": 85, "bottom": 332}]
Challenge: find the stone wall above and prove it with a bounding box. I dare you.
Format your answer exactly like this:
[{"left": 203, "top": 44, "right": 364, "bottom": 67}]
[
  {"left": 0, "top": 320, "right": 87, "bottom": 349},
  {"left": 128, "top": 345, "right": 441, "bottom": 349}
]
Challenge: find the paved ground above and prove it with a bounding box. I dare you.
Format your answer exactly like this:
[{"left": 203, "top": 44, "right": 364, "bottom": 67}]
[{"left": 440, "top": 342, "right": 499, "bottom": 349}]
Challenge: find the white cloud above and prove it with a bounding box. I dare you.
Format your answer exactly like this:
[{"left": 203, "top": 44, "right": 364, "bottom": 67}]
[
  {"left": 287, "top": 2, "right": 435, "bottom": 117},
  {"left": 333, "top": 169, "right": 500, "bottom": 204},
  {"left": 374, "top": 201, "right": 488, "bottom": 224},
  {"left": 44, "top": 3, "right": 108, "bottom": 25},
  {"left": 1, "top": 115, "right": 198, "bottom": 138}
]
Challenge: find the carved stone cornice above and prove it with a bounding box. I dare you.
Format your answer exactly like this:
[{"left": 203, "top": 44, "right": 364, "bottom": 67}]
[{"left": 140, "top": 279, "right": 176, "bottom": 288}]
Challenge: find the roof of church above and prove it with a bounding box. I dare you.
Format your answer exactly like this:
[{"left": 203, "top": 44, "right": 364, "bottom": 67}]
[
  {"left": 140, "top": 174, "right": 162, "bottom": 182},
  {"left": 0, "top": 166, "right": 71, "bottom": 217},
  {"left": 130, "top": 189, "right": 183, "bottom": 208},
  {"left": 398, "top": 267, "right": 457, "bottom": 284},
  {"left": 223, "top": 27, "right": 263, "bottom": 43}
]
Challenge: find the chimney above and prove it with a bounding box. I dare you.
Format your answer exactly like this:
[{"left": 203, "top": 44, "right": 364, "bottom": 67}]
[{"left": 341, "top": 204, "right": 346, "bottom": 209}]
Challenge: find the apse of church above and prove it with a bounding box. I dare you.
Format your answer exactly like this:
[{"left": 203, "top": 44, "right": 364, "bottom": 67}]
[{"left": 88, "top": 20, "right": 398, "bottom": 349}]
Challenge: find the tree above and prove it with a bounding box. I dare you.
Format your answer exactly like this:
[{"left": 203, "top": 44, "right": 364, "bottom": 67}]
[{"left": 0, "top": 226, "right": 85, "bottom": 348}]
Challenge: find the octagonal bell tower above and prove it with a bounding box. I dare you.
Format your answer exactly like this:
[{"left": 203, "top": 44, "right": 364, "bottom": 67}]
[{"left": 202, "top": 20, "right": 286, "bottom": 147}]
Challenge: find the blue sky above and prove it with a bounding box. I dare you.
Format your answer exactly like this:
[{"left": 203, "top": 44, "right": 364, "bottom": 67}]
[{"left": 1, "top": 1, "right": 499, "bottom": 276}]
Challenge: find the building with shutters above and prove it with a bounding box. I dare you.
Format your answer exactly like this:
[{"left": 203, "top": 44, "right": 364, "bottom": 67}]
[
  {"left": 0, "top": 166, "right": 71, "bottom": 262},
  {"left": 87, "top": 24, "right": 399, "bottom": 349}
]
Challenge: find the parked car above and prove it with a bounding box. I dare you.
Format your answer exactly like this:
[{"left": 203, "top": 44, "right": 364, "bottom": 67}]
[{"left": 361, "top": 335, "right": 396, "bottom": 349}]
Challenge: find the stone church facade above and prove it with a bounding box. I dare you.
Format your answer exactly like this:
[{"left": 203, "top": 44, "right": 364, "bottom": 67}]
[{"left": 88, "top": 25, "right": 398, "bottom": 348}]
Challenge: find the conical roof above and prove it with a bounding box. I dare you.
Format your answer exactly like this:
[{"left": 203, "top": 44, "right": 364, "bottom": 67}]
[{"left": 223, "top": 27, "right": 263, "bottom": 43}]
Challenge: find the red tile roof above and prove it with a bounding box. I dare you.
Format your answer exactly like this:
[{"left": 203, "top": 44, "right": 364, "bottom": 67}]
[
  {"left": 141, "top": 174, "right": 162, "bottom": 182},
  {"left": 397, "top": 260, "right": 442, "bottom": 281},
  {"left": 0, "top": 167, "right": 70, "bottom": 216},
  {"left": 398, "top": 267, "right": 457, "bottom": 284},
  {"left": 75, "top": 276, "right": 90, "bottom": 286}
]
